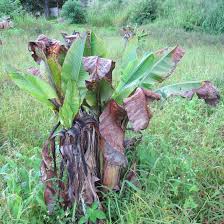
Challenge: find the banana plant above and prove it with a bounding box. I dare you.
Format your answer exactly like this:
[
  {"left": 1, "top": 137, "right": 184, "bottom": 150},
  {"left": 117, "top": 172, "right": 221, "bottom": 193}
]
[{"left": 10, "top": 31, "right": 220, "bottom": 220}]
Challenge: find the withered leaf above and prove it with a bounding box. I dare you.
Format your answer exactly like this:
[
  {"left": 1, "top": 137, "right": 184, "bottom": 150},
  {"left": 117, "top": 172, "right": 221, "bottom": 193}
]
[
  {"left": 28, "top": 34, "right": 67, "bottom": 64},
  {"left": 99, "top": 100, "right": 126, "bottom": 152},
  {"left": 99, "top": 101, "right": 128, "bottom": 189},
  {"left": 104, "top": 141, "right": 128, "bottom": 167},
  {"left": 83, "top": 56, "right": 115, "bottom": 89},
  {"left": 124, "top": 88, "right": 160, "bottom": 131},
  {"left": 195, "top": 81, "right": 220, "bottom": 106},
  {"left": 182, "top": 81, "right": 220, "bottom": 106},
  {"left": 40, "top": 140, "right": 57, "bottom": 214}
]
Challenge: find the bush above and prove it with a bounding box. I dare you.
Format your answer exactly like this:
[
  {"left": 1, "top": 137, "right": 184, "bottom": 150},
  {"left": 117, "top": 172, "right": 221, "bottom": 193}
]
[
  {"left": 0, "top": 0, "right": 23, "bottom": 18},
  {"left": 61, "top": 0, "right": 86, "bottom": 24},
  {"left": 129, "top": 0, "right": 158, "bottom": 25}
]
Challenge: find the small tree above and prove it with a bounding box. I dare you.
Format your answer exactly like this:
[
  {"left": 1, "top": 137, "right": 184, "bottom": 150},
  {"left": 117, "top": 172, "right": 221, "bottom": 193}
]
[
  {"left": 10, "top": 31, "right": 219, "bottom": 221},
  {"left": 61, "top": 0, "right": 86, "bottom": 24}
]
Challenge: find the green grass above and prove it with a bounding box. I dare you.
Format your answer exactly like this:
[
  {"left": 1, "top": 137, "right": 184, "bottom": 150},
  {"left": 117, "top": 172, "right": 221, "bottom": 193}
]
[{"left": 0, "top": 20, "right": 224, "bottom": 224}]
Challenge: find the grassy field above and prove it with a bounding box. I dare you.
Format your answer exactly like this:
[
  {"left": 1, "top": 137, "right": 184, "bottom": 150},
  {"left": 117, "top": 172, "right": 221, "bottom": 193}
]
[{"left": 0, "top": 19, "right": 224, "bottom": 223}]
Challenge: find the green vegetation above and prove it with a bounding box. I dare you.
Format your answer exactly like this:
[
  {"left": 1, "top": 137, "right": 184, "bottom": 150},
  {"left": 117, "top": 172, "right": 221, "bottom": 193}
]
[
  {"left": 61, "top": 0, "right": 86, "bottom": 24},
  {"left": 0, "top": 0, "right": 23, "bottom": 17},
  {"left": 86, "top": 0, "right": 224, "bottom": 34},
  {"left": 0, "top": 0, "right": 224, "bottom": 224},
  {"left": 0, "top": 17, "right": 224, "bottom": 223},
  {"left": 10, "top": 18, "right": 217, "bottom": 222},
  {"left": 128, "top": 0, "right": 157, "bottom": 25}
]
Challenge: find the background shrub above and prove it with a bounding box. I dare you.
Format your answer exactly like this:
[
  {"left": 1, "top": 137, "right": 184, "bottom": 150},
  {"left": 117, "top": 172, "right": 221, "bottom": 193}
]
[
  {"left": 129, "top": 0, "right": 158, "bottom": 25},
  {"left": 61, "top": 0, "right": 86, "bottom": 24},
  {"left": 0, "top": 0, "right": 23, "bottom": 18}
]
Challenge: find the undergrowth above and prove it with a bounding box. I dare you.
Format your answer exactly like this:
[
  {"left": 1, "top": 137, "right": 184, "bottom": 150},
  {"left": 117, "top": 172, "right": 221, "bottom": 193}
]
[{"left": 86, "top": 0, "right": 224, "bottom": 34}]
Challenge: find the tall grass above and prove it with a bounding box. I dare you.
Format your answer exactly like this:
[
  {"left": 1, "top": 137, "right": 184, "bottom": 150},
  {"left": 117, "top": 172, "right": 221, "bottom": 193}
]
[
  {"left": 86, "top": 0, "right": 224, "bottom": 34},
  {"left": 86, "top": 0, "right": 134, "bottom": 27}
]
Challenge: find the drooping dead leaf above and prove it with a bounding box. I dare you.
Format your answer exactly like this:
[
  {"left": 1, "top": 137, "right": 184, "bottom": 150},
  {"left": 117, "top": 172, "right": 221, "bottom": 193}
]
[
  {"left": 195, "top": 81, "right": 220, "bottom": 106},
  {"left": 83, "top": 56, "right": 115, "bottom": 89},
  {"left": 99, "top": 100, "right": 126, "bottom": 152},
  {"left": 41, "top": 114, "right": 102, "bottom": 213},
  {"left": 182, "top": 81, "right": 220, "bottom": 106},
  {"left": 28, "top": 34, "right": 67, "bottom": 64},
  {"left": 124, "top": 88, "right": 160, "bottom": 131},
  {"left": 99, "top": 101, "right": 127, "bottom": 189},
  {"left": 40, "top": 140, "right": 57, "bottom": 214},
  {"left": 103, "top": 141, "right": 128, "bottom": 167}
]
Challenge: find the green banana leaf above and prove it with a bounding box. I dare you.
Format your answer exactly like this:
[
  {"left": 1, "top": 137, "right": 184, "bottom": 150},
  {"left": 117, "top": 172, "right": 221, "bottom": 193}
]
[
  {"left": 59, "top": 81, "right": 80, "bottom": 128},
  {"left": 112, "top": 46, "right": 184, "bottom": 104},
  {"left": 9, "top": 72, "right": 58, "bottom": 109},
  {"left": 84, "top": 31, "right": 107, "bottom": 57},
  {"left": 155, "top": 81, "right": 205, "bottom": 99},
  {"left": 59, "top": 33, "right": 89, "bottom": 127},
  {"left": 47, "top": 58, "right": 62, "bottom": 91},
  {"left": 61, "top": 33, "right": 89, "bottom": 98}
]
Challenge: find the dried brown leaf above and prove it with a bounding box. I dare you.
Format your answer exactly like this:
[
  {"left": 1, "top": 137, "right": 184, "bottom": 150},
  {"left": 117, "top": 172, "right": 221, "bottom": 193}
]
[
  {"left": 182, "top": 81, "right": 220, "bottom": 106},
  {"left": 28, "top": 34, "right": 67, "bottom": 64},
  {"left": 83, "top": 56, "right": 115, "bottom": 89},
  {"left": 195, "top": 81, "right": 220, "bottom": 106},
  {"left": 99, "top": 100, "right": 126, "bottom": 152},
  {"left": 40, "top": 140, "right": 57, "bottom": 214},
  {"left": 99, "top": 101, "right": 127, "bottom": 189},
  {"left": 155, "top": 46, "right": 185, "bottom": 77},
  {"left": 124, "top": 88, "right": 160, "bottom": 131}
]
